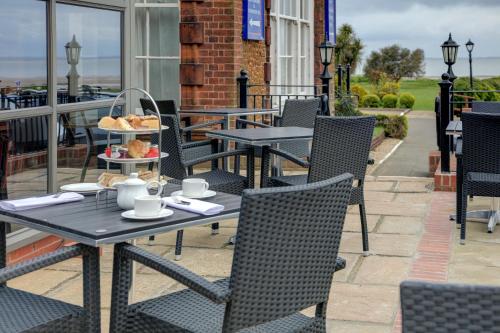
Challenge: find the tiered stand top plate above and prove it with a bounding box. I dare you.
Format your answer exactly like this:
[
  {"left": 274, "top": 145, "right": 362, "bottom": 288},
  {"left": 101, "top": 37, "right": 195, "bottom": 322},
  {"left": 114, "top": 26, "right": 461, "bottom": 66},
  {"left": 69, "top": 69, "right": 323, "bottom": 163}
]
[
  {"left": 97, "top": 152, "right": 168, "bottom": 164},
  {"left": 97, "top": 125, "right": 168, "bottom": 135}
]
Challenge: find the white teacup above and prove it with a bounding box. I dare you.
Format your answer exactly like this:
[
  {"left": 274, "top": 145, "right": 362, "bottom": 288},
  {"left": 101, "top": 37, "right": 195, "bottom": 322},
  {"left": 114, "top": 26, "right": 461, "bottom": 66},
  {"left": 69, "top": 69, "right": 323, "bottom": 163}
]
[
  {"left": 182, "top": 178, "right": 209, "bottom": 197},
  {"left": 134, "top": 195, "right": 167, "bottom": 217}
]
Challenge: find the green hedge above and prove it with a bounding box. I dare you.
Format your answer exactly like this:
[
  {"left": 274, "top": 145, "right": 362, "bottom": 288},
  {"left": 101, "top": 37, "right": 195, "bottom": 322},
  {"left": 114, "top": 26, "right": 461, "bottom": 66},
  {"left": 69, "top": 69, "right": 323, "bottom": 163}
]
[
  {"left": 374, "top": 114, "right": 408, "bottom": 139},
  {"left": 399, "top": 93, "right": 416, "bottom": 109},
  {"left": 361, "top": 94, "right": 381, "bottom": 108},
  {"left": 382, "top": 94, "right": 398, "bottom": 108}
]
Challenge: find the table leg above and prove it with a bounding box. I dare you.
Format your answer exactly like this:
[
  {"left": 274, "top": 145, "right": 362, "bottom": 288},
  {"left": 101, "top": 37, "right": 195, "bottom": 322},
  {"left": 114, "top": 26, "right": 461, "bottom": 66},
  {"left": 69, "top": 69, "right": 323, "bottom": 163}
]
[
  {"left": 450, "top": 197, "right": 500, "bottom": 233},
  {"left": 0, "top": 222, "right": 6, "bottom": 287},
  {"left": 82, "top": 246, "right": 101, "bottom": 333},
  {"left": 222, "top": 116, "right": 229, "bottom": 171},
  {"left": 260, "top": 146, "right": 270, "bottom": 188}
]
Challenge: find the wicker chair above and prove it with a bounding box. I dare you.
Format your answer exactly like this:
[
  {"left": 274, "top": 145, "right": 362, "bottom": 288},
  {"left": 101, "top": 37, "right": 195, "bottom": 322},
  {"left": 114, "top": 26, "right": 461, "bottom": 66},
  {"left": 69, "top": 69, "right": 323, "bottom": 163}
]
[
  {"left": 263, "top": 116, "right": 376, "bottom": 256},
  {"left": 400, "top": 280, "right": 500, "bottom": 333},
  {"left": 471, "top": 101, "right": 500, "bottom": 114},
  {"left": 455, "top": 112, "right": 500, "bottom": 244},
  {"left": 0, "top": 223, "right": 100, "bottom": 332},
  {"left": 109, "top": 174, "right": 353, "bottom": 333},
  {"left": 160, "top": 114, "right": 254, "bottom": 259}
]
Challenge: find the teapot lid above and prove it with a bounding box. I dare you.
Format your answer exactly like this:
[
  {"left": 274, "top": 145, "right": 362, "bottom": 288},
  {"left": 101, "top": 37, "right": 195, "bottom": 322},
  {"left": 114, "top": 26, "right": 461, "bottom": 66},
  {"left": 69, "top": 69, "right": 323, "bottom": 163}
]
[{"left": 123, "top": 173, "right": 146, "bottom": 186}]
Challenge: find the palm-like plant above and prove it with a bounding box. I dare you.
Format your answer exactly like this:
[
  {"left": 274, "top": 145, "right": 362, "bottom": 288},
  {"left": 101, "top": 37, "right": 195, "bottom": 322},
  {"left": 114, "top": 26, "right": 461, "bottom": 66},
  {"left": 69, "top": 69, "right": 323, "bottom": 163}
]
[{"left": 335, "top": 24, "right": 364, "bottom": 72}]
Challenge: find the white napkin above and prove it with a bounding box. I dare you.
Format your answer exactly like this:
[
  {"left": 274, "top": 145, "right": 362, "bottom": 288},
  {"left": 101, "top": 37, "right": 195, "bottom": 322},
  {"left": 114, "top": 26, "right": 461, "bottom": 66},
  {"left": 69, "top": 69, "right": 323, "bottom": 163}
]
[
  {"left": 0, "top": 192, "right": 85, "bottom": 212},
  {"left": 163, "top": 197, "right": 224, "bottom": 216}
]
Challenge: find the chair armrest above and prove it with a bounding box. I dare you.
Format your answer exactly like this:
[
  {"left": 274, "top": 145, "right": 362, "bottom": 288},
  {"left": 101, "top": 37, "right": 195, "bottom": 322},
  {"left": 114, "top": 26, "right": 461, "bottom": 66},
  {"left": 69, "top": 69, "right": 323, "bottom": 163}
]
[
  {"left": 0, "top": 244, "right": 83, "bottom": 284},
  {"left": 267, "top": 147, "right": 310, "bottom": 168},
  {"left": 181, "top": 139, "right": 212, "bottom": 150},
  {"left": 367, "top": 157, "right": 375, "bottom": 165},
  {"left": 181, "top": 120, "right": 225, "bottom": 133},
  {"left": 273, "top": 115, "right": 282, "bottom": 127},
  {"left": 455, "top": 137, "right": 462, "bottom": 157},
  {"left": 335, "top": 257, "right": 346, "bottom": 272},
  {"left": 184, "top": 149, "right": 250, "bottom": 167},
  {"left": 117, "top": 243, "right": 230, "bottom": 303},
  {"left": 236, "top": 118, "right": 272, "bottom": 129}
]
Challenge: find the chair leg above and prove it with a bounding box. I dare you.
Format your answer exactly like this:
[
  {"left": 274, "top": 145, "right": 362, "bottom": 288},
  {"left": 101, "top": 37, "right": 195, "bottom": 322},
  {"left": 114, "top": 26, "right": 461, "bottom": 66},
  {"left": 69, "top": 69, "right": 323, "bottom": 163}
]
[
  {"left": 460, "top": 187, "right": 468, "bottom": 245},
  {"left": 359, "top": 203, "right": 370, "bottom": 256},
  {"left": 211, "top": 223, "right": 219, "bottom": 235},
  {"left": 175, "top": 230, "right": 183, "bottom": 261},
  {"left": 148, "top": 235, "right": 155, "bottom": 245}
]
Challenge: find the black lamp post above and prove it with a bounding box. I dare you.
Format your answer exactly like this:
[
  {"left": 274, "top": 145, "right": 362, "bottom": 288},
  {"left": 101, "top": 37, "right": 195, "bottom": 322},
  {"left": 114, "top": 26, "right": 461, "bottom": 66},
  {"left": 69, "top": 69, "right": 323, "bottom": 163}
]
[
  {"left": 466, "top": 39, "right": 475, "bottom": 89},
  {"left": 441, "top": 33, "right": 459, "bottom": 83},
  {"left": 318, "top": 38, "right": 335, "bottom": 97}
]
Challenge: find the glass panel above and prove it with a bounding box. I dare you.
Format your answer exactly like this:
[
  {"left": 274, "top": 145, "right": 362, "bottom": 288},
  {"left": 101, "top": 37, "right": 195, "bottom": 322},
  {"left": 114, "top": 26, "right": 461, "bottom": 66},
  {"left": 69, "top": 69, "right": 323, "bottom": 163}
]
[
  {"left": 57, "top": 107, "right": 124, "bottom": 188},
  {"left": 0, "top": 0, "right": 47, "bottom": 110},
  {"left": 300, "top": 0, "right": 309, "bottom": 20},
  {"left": 56, "top": 3, "right": 122, "bottom": 104},
  {"left": 149, "top": 60, "right": 180, "bottom": 101},
  {"left": 279, "top": 0, "right": 296, "bottom": 17},
  {"left": 149, "top": 8, "right": 180, "bottom": 57}
]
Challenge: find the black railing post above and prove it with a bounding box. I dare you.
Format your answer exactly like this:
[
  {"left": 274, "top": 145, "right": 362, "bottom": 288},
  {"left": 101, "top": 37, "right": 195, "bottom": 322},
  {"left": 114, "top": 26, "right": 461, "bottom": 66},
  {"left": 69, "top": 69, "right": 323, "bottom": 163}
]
[
  {"left": 345, "top": 64, "right": 351, "bottom": 95},
  {"left": 237, "top": 69, "right": 249, "bottom": 109},
  {"left": 439, "top": 73, "right": 452, "bottom": 172},
  {"left": 336, "top": 65, "right": 343, "bottom": 97}
]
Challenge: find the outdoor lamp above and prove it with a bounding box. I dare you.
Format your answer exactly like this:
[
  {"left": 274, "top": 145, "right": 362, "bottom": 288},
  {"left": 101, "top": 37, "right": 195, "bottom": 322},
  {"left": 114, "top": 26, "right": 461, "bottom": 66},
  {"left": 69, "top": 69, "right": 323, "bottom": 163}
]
[
  {"left": 319, "top": 40, "right": 335, "bottom": 66},
  {"left": 441, "top": 33, "right": 459, "bottom": 81},
  {"left": 65, "top": 35, "right": 82, "bottom": 66},
  {"left": 65, "top": 35, "right": 82, "bottom": 100},
  {"left": 466, "top": 39, "right": 475, "bottom": 53}
]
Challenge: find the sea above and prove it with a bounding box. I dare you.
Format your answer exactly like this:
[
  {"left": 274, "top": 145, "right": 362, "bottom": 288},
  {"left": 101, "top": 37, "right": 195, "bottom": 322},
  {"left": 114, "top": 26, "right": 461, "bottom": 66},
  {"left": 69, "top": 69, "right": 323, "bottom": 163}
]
[{"left": 1, "top": 56, "right": 500, "bottom": 86}]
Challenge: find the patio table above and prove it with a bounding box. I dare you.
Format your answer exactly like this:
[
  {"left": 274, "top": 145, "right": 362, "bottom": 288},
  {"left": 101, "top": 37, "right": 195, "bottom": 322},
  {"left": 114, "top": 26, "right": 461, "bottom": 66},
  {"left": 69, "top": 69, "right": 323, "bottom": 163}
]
[
  {"left": 206, "top": 126, "right": 313, "bottom": 187},
  {"left": 0, "top": 186, "right": 241, "bottom": 332},
  {"left": 446, "top": 120, "right": 499, "bottom": 232},
  {"left": 180, "top": 108, "right": 279, "bottom": 169}
]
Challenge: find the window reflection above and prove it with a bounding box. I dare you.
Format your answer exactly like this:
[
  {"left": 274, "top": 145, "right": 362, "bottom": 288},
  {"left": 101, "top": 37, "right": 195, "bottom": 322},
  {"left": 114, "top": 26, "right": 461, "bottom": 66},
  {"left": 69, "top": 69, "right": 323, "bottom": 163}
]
[
  {"left": 56, "top": 3, "right": 122, "bottom": 104},
  {"left": 0, "top": 0, "right": 47, "bottom": 110}
]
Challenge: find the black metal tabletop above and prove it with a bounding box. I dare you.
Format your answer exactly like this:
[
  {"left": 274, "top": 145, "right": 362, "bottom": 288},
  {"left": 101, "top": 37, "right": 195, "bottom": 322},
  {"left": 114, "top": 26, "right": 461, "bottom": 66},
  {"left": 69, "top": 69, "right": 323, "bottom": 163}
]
[
  {"left": 0, "top": 186, "right": 241, "bottom": 247},
  {"left": 179, "top": 108, "right": 278, "bottom": 116},
  {"left": 206, "top": 126, "right": 313, "bottom": 146}
]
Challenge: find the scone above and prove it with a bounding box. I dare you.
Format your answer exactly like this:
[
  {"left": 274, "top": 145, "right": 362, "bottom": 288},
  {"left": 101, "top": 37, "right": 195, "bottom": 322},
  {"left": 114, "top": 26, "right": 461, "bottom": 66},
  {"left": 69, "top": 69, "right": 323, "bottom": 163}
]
[
  {"left": 127, "top": 140, "right": 149, "bottom": 158},
  {"left": 98, "top": 116, "right": 116, "bottom": 129},
  {"left": 140, "top": 117, "right": 160, "bottom": 129},
  {"left": 114, "top": 117, "right": 134, "bottom": 131},
  {"left": 127, "top": 115, "right": 143, "bottom": 129}
]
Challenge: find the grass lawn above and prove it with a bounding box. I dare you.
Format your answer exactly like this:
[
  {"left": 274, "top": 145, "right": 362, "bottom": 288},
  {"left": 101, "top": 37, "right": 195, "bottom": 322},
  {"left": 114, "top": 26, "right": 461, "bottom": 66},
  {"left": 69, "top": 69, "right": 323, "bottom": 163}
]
[{"left": 353, "top": 77, "right": 439, "bottom": 111}]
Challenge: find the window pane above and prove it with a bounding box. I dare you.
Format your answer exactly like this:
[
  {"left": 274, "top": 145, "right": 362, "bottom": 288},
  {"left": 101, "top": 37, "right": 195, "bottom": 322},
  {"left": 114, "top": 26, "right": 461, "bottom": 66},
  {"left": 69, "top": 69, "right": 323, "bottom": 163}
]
[
  {"left": 56, "top": 3, "right": 122, "bottom": 104},
  {"left": 300, "top": 0, "right": 309, "bottom": 20},
  {"left": 0, "top": 0, "right": 47, "bottom": 110},
  {"left": 149, "top": 8, "right": 179, "bottom": 57},
  {"left": 57, "top": 107, "right": 124, "bottom": 188}
]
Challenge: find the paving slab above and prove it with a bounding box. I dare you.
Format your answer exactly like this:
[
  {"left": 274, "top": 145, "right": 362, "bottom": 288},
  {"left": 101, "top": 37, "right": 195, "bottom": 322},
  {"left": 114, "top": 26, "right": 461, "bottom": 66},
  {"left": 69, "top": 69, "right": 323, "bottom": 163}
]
[
  {"left": 9, "top": 269, "right": 80, "bottom": 295},
  {"left": 164, "top": 247, "right": 234, "bottom": 277},
  {"left": 448, "top": 264, "right": 500, "bottom": 285},
  {"left": 354, "top": 256, "right": 412, "bottom": 286},
  {"left": 326, "top": 320, "right": 391, "bottom": 333},
  {"left": 333, "top": 253, "right": 361, "bottom": 283},
  {"left": 327, "top": 283, "right": 399, "bottom": 324},
  {"left": 340, "top": 233, "right": 419, "bottom": 257},
  {"left": 365, "top": 201, "right": 428, "bottom": 217},
  {"left": 139, "top": 227, "right": 234, "bottom": 249},
  {"left": 364, "top": 181, "right": 395, "bottom": 192},
  {"left": 377, "top": 216, "right": 423, "bottom": 235},
  {"left": 343, "top": 214, "right": 380, "bottom": 233},
  {"left": 393, "top": 192, "right": 433, "bottom": 204},
  {"left": 364, "top": 191, "right": 396, "bottom": 202}
]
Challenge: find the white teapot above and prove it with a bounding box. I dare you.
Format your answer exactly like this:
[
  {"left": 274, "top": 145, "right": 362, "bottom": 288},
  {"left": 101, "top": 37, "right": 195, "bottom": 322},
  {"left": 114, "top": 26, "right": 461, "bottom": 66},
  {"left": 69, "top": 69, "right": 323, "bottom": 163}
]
[{"left": 113, "top": 173, "right": 163, "bottom": 210}]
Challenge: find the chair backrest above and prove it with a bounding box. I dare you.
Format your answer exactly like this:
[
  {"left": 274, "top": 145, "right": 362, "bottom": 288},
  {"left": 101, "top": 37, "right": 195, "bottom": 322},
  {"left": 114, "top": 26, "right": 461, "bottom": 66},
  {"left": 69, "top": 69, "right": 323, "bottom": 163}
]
[
  {"left": 140, "top": 98, "right": 178, "bottom": 116},
  {"left": 224, "top": 174, "right": 353, "bottom": 332},
  {"left": 280, "top": 98, "right": 321, "bottom": 128},
  {"left": 157, "top": 114, "right": 187, "bottom": 180},
  {"left": 471, "top": 101, "right": 500, "bottom": 114},
  {"left": 400, "top": 280, "right": 500, "bottom": 333},
  {"left": 461, "top": 112, "right": 500, "bottom": 174},
  {"left": 308, "top": 116, "right": 376, "bottom": 182}
]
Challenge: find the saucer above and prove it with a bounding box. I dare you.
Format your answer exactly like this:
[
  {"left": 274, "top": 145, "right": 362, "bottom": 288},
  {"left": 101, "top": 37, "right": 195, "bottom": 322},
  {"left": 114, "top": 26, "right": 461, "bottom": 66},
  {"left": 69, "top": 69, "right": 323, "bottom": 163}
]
[
  {"left": 170, "top": 190, "right": 216, "bottom": 199},
  {"left": 60, "top": 183, "right": 104, "bottom": 195},
  {"left": 121, "top": 208, "right": 174, "bottom": 221}
]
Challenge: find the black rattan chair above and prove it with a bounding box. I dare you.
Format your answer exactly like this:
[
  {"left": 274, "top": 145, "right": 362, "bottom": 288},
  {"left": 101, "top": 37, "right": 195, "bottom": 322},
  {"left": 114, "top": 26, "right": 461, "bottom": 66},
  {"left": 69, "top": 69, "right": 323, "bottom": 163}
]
[
  {"left": 160, "top": 114, "right": 254, "bottom": 260},
  {"left": 456, "top": 112, "right": 500, "bottom": 244},
  {"left": 0, "top": 224, "right": 100, "bottom": 332},
  {"left": 400, "top": 280, "right": 500, "bottom": 333},
  {"left": 263, "top": 116, "right": 376, "bottom": 256},
  {"left": 109, "top": 174, "right": 353, "bottom": 333}
]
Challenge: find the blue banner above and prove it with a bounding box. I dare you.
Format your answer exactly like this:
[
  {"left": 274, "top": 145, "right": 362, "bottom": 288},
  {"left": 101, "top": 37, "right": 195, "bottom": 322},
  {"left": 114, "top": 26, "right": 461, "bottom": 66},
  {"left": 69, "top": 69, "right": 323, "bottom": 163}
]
[
  {"left": 242, "top": 0, "right": 265, "bottom": 41},
  {"left": 325, "top": 0, "right": 336, "bottom": 42}
]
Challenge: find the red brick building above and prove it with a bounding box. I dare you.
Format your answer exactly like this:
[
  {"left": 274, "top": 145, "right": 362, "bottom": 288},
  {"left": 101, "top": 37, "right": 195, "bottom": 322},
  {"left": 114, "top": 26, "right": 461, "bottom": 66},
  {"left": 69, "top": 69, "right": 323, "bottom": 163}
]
[{"left": 179, "top": 0, "right": 330, "bottom": 111}]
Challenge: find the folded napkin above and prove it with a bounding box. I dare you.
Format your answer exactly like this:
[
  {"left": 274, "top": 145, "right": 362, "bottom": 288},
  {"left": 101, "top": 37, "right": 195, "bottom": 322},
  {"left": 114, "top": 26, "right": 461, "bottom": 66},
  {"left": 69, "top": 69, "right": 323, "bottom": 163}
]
[
  {"left": 163, "top": 197, "right": 224, "bottom": 216},
  {"left": 0, "top": 192, "right": 85, "bottom": 212}
]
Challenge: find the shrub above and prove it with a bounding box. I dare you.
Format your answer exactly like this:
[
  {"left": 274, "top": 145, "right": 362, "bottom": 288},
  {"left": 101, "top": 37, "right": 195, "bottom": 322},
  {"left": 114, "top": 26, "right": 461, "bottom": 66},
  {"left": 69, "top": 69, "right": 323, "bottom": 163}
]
[
  {"left": 382, "top": 94, "right": 398, "bottom": 108},
  {"left": 361, "top": 94, "right": 381, "bottom": 108},
  {"left": 335, "top": 96, "right": 363, "bottom": 117},
  {"left": 351, "top": 84, "right": 368, "bottom": 101},
  {"left": 399, "top": 93, "right": 416, "bottom": 109},
  {"left": 453, "top": 77, "right": 500, "bottom": 102},
  {"left": 377, "top": 81, "right": 400, "bottom": 98},
  {"left": 375, "top": 114, "right": 408, "bottom": 139}
]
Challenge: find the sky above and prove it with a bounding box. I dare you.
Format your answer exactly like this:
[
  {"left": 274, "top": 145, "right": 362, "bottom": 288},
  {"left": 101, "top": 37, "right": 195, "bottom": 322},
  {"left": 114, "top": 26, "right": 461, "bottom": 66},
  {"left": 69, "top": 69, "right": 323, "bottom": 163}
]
[{"left": 336, "top": 0, "right": 500, "bottom": 59}]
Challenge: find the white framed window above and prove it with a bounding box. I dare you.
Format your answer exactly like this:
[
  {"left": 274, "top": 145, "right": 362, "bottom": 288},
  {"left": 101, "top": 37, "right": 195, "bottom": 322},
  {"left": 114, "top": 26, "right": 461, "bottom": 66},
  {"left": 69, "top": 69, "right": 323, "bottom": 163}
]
[
  {"left": 270, "top": 0, "right": 314, "bottom": 95},
  {"left": 133, "top": 0, "right": 180, "bottom": 103}
]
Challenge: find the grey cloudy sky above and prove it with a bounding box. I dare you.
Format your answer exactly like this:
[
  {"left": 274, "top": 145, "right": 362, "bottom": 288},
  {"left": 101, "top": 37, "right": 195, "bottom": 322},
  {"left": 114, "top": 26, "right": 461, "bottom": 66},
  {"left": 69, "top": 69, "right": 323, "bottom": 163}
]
[{"left": 337, "top": 0, "right": 500, "bottom": 59}]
